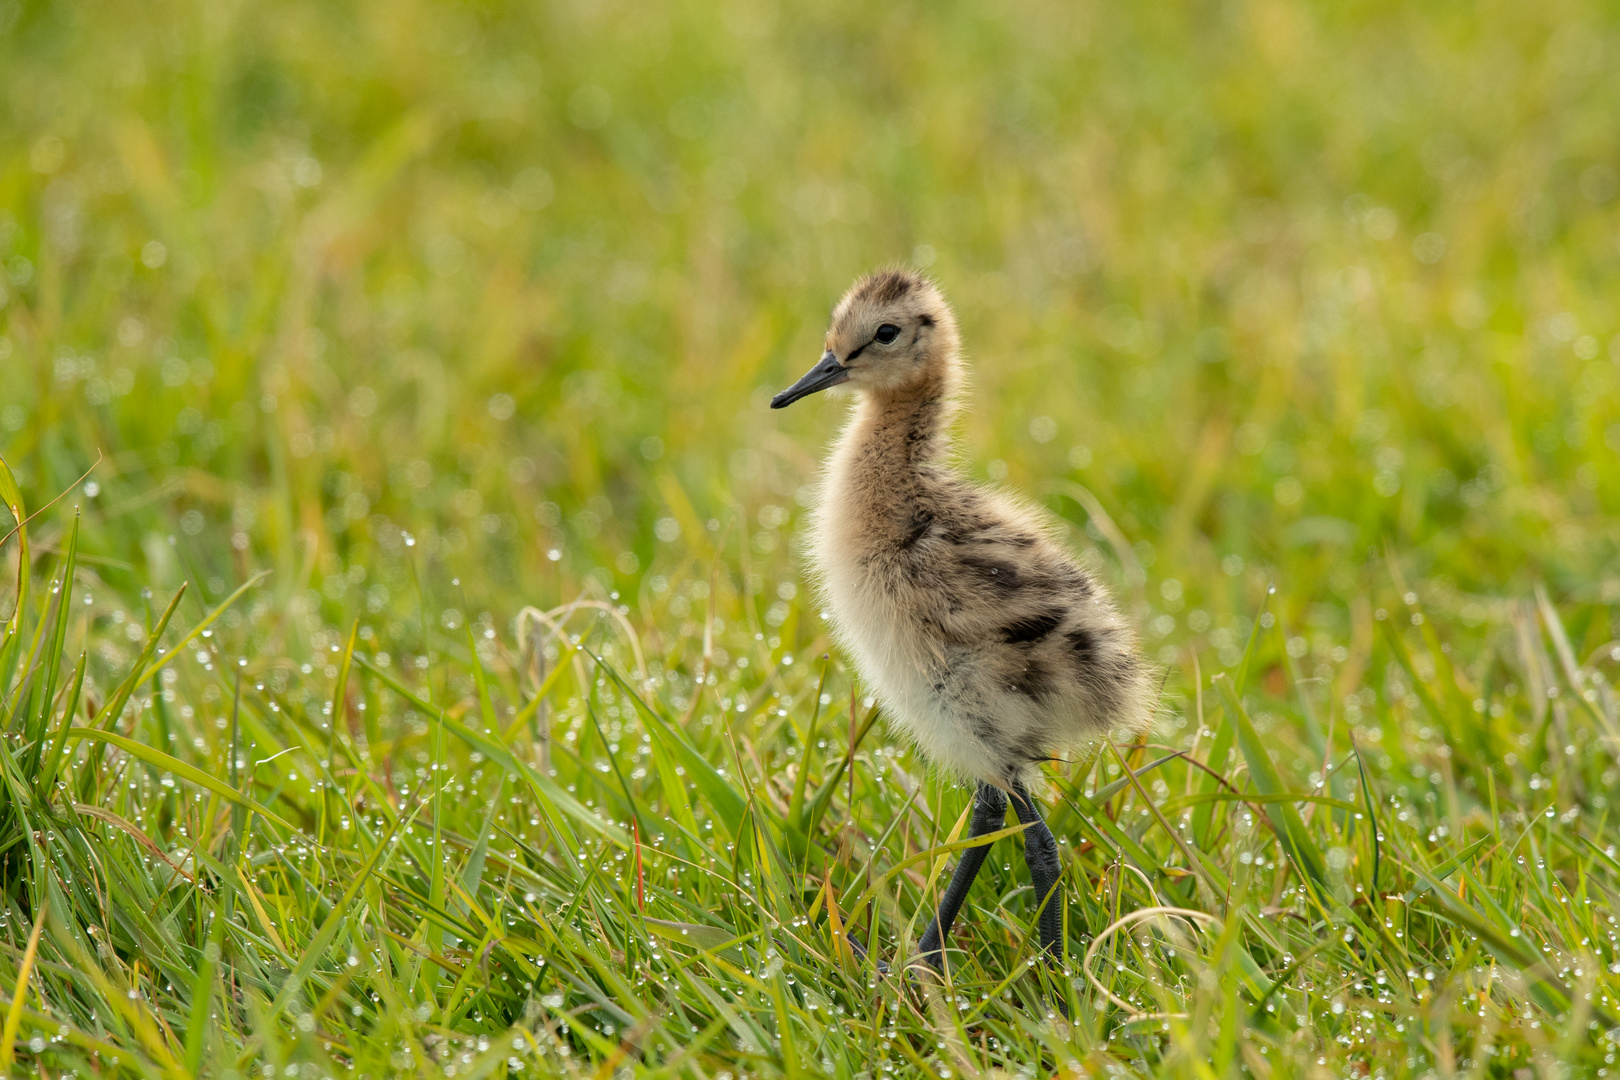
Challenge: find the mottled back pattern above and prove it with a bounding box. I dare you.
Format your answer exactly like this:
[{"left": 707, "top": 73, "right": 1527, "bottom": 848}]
[{"left": 805, "top": 271, "right": 1151, "bottom": 788}]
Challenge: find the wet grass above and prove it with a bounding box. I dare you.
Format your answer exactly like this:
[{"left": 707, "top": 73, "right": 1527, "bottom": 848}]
[{"left": 3, "top": 0, "right": 1620, "bottom": 1076}]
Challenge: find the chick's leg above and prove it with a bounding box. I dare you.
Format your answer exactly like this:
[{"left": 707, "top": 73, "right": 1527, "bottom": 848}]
[
  {"left": 1009, "top": 782, "right": 1064, "bottom": 961},
  {"left": 915, "top": 782, "right": 1009, "bottom": 971}
]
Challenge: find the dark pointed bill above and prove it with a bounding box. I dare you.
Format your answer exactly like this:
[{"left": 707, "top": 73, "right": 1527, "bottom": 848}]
[{"left": 771, "top": 350, "right": 850, "bottom": 409}]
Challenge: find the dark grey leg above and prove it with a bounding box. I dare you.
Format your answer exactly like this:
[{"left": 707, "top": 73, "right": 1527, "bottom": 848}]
[
  {"left": 843, "top": 928, "right": 877, "bottom": 966},
  {"left": 916, "top": 783, "right": 1009, "bottom": 971},
  {"left": 1009, "top": 782, "right": 1063, "bottom": 962}
]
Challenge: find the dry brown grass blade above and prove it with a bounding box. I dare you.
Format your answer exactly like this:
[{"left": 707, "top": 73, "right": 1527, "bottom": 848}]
[{"left": 71, "top": 803, "right": 198, "bottom": 884}]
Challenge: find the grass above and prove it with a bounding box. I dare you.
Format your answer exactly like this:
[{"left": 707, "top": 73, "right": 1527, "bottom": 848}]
[{"left": 3, "top": 0, "right": 1620, "bottom": 1075}]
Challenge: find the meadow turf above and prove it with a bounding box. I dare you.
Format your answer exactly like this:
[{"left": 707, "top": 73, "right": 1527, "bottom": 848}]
[{"left": 4, "top": 0, "right": 1620, "bottom": 1076}]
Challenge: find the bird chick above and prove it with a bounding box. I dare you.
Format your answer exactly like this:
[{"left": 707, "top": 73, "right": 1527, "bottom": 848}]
[{"left": 773, "top": 269, "right": 1151, "bottom": 972}]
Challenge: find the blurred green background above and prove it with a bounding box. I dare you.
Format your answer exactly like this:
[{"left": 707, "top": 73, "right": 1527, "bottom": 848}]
[
  {"left": 4, "top": 0, "right": 1619, "bottom": 647},
  {"left": 5, "top": 0, "right": 1620, "bottom": 1073}
]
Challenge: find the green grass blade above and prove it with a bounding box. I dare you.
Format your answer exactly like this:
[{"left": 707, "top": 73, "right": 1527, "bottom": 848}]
[
  {"left": 0, "top": 904, "right": 45, "bottom": 1074},
  {"left": 593, "top": 651, "right": 747, "bottom": 835},
  {"left": 36, "top": 648, "right": 86, "bottom": 794},
  {"left": 1192, "top": 700, "right": 1235, "bottom": 849},
  {"left": 132, "top": 569, "right": 270, "bottom": 692},
  {"left": 86, "top": 584, "right": 187, "bottom": 731},
  {"left": 28, "top": 511, "right": 77, "bottom": 756},
  {"left": 183, "top": 904, "right": 225, "bottom": 1074},
  {"left": 1426, "top": 836, "right": 1489, "bottom": 881},
  {"left": 1353, "top": 742, "right": 1383, "bottom": 894},
  {"left": 1232, "top": 587, "right": 1272, "bottom": 695},
  {"left": 464, "top": 623, "right": 499, "bottom": 733},
  {"left": 67, "top": 727, "right": 300, "bottom": 834},
  {"left": 0, "top": 453, "right": 29, "bottom": 651},
  {"left": 785, "top": 659, "right": 830, "bottom": 828},
  {"left": 1160, "top": 791, "right": 1361, "bottom": 815},
  {"left": 1214, "top": 674, "right": 1329, "bottom": 898},
  {"left": 797, "top": 701, "right": 879, "bottom": 837}
]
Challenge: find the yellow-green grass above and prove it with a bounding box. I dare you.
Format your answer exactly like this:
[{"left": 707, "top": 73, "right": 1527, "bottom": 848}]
[{"left": 3, "top": 0, "right": 1620, "bottom": 1075}]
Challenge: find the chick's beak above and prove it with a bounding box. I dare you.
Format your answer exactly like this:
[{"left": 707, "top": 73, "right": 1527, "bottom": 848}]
[{"left": 771, "top": 350, "right": 849, "bottom": 409}]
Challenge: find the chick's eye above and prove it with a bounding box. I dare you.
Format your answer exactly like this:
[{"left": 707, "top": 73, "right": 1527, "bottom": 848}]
[{"left": 874, "top": 324, "right": 901, "bottom": 344}]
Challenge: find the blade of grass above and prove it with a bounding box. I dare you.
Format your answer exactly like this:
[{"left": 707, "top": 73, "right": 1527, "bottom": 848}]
[
  {"left": 588, "top": 647, "right": 747, "bottom": 835},
  {"left": 38, "top": 648, "right": 87, "bottom": 794},
  {"left": 67, "top": 727, "right": 300, "bottom": 834},
  {"left": 0, "top": 453, "right": 30, "bottom": 651},
  {"left": 797, "top": 701, "right": 879, "bottom": 838},
  {"left": 132, "top": 569, "right": 271, "bottom": 692},
  {"left": 785, "top": 658, "right": 830, "bottom": 830},
  {"left": 1192, "top": 701, "right": 1235, "bottom": 850},
  {"left": 1214, "top": 674, "right": 1329, "bottom": 899},
  {"left": 27, "top": 511, "right": 77, "bottom": 757},
  {"left": 0, "top": 903, "right": 46, "bottom": 1073},
  {"left": 1352, "top": 740, "right": 1383, "bottom": 895},
  {"left": 85, "top": 583, "right": 187, "bottom": 733}
]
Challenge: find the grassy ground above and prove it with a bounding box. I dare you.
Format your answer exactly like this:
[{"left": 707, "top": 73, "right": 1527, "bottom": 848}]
[{"left": 4, "top": 0, "right": 1620, "bottom": 1075}]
